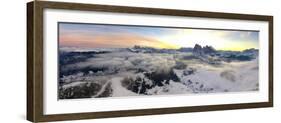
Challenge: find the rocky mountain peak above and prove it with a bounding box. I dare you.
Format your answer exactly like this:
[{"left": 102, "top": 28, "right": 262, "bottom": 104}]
[
  {"left": 193, "top": 44, "right": 216, "bottom": 55},
  {"left": 193, "top": 44, "right": 203, "bottom": 55},
  {"left": 203, "top": 45, "right": 216, "bottom": 54}
]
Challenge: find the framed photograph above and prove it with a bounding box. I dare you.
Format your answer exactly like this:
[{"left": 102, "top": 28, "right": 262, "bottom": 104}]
[{"left": 27, "top": 1, "right": 273, "bottom": 122}]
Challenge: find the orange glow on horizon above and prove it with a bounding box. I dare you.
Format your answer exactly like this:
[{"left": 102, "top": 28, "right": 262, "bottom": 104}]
[{"left": 59, "top": 23, "right": 259, "bottom": 51}]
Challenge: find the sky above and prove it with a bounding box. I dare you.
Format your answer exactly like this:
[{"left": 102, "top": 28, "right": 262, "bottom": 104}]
[{"left": 59, "top": 23, "right": 259, "bottom": 51}]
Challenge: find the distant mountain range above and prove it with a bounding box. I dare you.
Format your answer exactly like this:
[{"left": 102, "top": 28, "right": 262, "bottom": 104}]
[
  {"left": 129, "top": 44, "right": 258, "bottom": 54},
  {"left": 60, "top": 44, "right": 258, "bottom": 64}
]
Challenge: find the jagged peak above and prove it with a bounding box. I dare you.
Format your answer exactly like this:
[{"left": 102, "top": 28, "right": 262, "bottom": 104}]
[{"left": 193, "top": 44, "right": 216, "bottom": 55}]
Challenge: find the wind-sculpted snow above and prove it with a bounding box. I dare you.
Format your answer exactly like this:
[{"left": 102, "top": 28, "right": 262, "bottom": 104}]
[{"left": 58, "top": 46, "right": 259, "bottom": 99}]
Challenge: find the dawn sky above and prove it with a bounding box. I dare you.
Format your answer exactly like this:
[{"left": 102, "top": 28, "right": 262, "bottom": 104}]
[{"left": 59, "top": 23, "right": 259, "bottom": 51}]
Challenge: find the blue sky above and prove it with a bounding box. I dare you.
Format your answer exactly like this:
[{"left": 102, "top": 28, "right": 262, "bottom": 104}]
[{"left": 59, "top": 23, "right": 259, "bottom": 51}]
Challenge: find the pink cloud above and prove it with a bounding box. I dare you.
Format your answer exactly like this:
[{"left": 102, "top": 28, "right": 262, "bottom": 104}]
[{"left": 59, "top": 32, "right": 171, "bottom": 49}]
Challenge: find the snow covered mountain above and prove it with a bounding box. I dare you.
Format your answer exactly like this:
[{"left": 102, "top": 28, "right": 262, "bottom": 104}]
[{"left": 58, "top": 44, "right": 259, "bottom": 99}]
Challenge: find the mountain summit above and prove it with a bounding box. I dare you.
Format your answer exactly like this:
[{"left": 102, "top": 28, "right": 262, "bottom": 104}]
[{"left": 193, "top": 44, "right": 216, "bottom": 55}]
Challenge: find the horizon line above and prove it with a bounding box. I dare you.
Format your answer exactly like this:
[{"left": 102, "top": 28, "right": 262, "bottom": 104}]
[{"left": 59, "top": 45, "right": 259, "bottom": 51}]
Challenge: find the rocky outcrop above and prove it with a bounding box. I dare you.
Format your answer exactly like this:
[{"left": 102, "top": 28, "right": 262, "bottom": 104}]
[
  {"left": 193, "top": 44, "right": 204, "bottom": 55},
  {"left": 193, "top": 44, "right": 216, "bottom": 55},
  {"left": 203, "top": 45, "right": 216, "bottom": 54}
]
